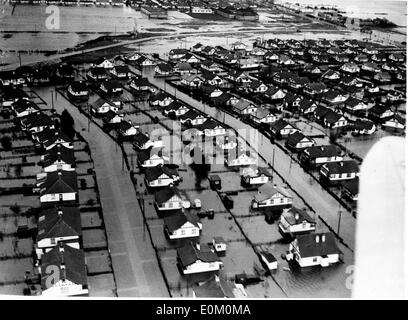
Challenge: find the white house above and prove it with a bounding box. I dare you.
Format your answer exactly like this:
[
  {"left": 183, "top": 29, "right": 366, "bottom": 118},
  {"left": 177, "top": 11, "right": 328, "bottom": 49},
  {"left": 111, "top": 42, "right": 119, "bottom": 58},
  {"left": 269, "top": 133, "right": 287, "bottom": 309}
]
[
  {"left": 163, "top": 101, "right": 189, "bottom": 117},
  {"left": 117, "top": 120, "right": 138, "bottom": 137},
  {"left": 216, "top": 135, "right": 238, "bottom": 150},
  {"left": 93, "top": 58, "right": 114, "bottom": 69},
  {"left": 92, "top": 99, "right": 119, "bottom": 115},
  {"left": 177, "top": 242, "right": 223, "bottom": 275},
  {"left": 382, "top": 115, "right": 405, "bottom": 130},
  {"left": 320, "top": 160, "right": 360, "bottom": 185},
  {"left": 241, "top": 167, "right": 272, "bottom": 185},
  {"left": 150, "top": 92, "right": 174, "bottom": 107},
  {"left": 179, "top": 109, "right": 207, "bottom": 126},
  {"left": 133, "top": 131, "right": 163, "bottom": 150},
  {"left": 42, "top": 145, "right": 75, "bottom": 173},
  {"left": 164, "top": 212, "right": 202, "bottom": 240},
  {"left": 251, "top": 183, "right": 293, "bottom": 209},
  {"left": 68, "top": 81, "right": 89, "bottom": 98},
  {"left": 270, "top": 119, "right": 299, "bottom": 138},
  {"left": 38, "top": 171, "right": 77, "bottom": 204},
  {"left": 138, "top": 147, "right": 169, "bottom": 168},
  {"left": 279, "top": 207, "right": 316, "bottom": 236},
  {"left": 232, "top": 99, "right": 257, "bottom": 115},
  {"left": 196, "top": 119, "right": 227, "bottom": 137},
  {"left": 36, "top": 206, "right": 81, "bottom": 259},
  {"left": 12, "top": 99, "right": 39, "bottom": 118},
  {"left": 286, "top": 233, "right": 341, "bottom": 268},
  {"left": 40, "top": 244, "right": 88, "bottom": 297},
  {"left": 285, "top": 132, "right": 315, "bottom": 151},
  {"left": 145, "top": 164, "right": 180, "bottom": 188},
  {"left": 352, "top": 119, "right": 376, "bottom": 135},
  {"left": 299, "top": 145, "right": 343, "bottom": 168},
  {"left": 340, "top": 63, "right": 360, "bottom": 73},
  {"left": 226, "top": 150, "right": 257, "bottom": 167},
  {"left": 250, "top": 108, "right": 278, "bottom": 124},
  {"left": 155, "top": 186, "right": 184, "bottom": 211}
]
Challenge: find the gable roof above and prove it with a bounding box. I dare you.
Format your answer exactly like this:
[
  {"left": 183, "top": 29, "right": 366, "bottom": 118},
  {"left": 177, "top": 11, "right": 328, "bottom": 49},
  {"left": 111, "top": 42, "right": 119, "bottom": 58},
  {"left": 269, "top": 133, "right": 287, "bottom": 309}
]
[
  {"left": 177, "top": 242, "right": 220, "bottom": 267},
  {"left": 282, "top": 207, "right": 315, "bottom": 225},
  {"left": 145, "top": 164, "right": 178, "bottom": 182},
  {"left": 154, "top": 186, "right": 181, "bottom": 204},
  {"left": 323, "top": 160, "right": 359, "bottom": 174},
  {"left": 254, "top": 183, "right": 292, "bottom": 202},
  {"left": 295, "top": 232, "right": 341, "bottom": 258},
  {"left": 40, "top": 171, "right": 78, "bottom": 196},
  {"left": 304, "top": 145, "right": 342, "bottom": 159},
  {"left": 164, "top": 211, "right": 199, "bottom": 233},
  {"left": 43, "top": 144, "right": 75, "bottom": 167}
]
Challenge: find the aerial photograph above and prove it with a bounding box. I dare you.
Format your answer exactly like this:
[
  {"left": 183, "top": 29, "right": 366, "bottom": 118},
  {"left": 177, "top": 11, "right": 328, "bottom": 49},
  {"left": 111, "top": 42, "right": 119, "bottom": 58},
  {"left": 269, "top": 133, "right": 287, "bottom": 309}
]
[{"left": 0, "top": 0, "right": 406, "bottom": 300}]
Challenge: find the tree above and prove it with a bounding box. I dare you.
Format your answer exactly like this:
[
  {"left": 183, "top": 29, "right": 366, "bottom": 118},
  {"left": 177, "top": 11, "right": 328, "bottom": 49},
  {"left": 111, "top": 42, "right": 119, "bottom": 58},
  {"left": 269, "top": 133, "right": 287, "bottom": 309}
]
[
  {"left": 1, "top": 136, "right": 12, "bottom": 151},
  {"left": 60, "top": 109, "right": 75, "bottom": 139}
]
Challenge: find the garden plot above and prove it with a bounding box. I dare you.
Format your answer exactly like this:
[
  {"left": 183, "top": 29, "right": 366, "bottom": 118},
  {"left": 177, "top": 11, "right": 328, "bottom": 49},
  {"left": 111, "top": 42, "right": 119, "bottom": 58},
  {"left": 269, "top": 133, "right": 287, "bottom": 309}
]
[
  {"left": 0, "top": 177, "right": 36, "bottom": 188},
  {"left": 80, "top": 210, "right": 103, "bottom": 229},
  {"left": 77, "top": 175, "right": 96, "bottom": 189},
  {"left": 74, "top": 140, "right": 88, "bottom": 150},
  {"left": 0, "top": 194, "right": 39, "bottom": 208},
  {"left": 87, "top": 274, "right": 116, "bottom": 297},
  {"left": 0, "top": 237, "right": 33, "bottom": 257},
  {"left": 75, "top": 150, "right": 92, "bottom": 162},
  {"left": 78, "top": 188, "right": 98, "bottom": 205},
  {"left": 82, "top": 229, "right": 107, "bottom": 250},
  {"left": 183, "top": 189, "right": 225, "bottom": 212},
  {"left": 237, "top": 216, "right": 285, "bottom": 245},
  {"left": 125, "top": 113, "right": 153, "bottom": 126},
  {"left": 0, "top": 258, "right": 32, "bottom": 284},
  {"left": 199, "top": 212, "right": 244, "bottom": 244},
  {"left": 85, "top": 250, "right": 113, "bottom": 274},
  {"left": 75, "top": 162, "right": 93, "bottom": 175}
]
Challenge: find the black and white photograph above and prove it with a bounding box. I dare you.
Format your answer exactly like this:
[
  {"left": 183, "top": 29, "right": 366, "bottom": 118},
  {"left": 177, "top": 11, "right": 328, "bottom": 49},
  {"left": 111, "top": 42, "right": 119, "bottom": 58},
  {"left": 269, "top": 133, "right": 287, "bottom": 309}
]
[{"left": 0, "top": 0, "right": 406, "bottom": 303}]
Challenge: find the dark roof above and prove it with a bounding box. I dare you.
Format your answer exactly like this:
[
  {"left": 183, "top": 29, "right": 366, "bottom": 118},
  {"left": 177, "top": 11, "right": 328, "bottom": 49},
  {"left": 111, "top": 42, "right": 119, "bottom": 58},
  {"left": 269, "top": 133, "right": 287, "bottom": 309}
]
[
  {"left": 156, "top": 63, "right": 173, "bottom": 72},
  {"left": 193, "top": 275, "right": 235, "bottom": 298},
  {"left": 303, "top": 145, "right": 342, "bottom": 159},
  {"left": 164, "top": 211, "right": 199, "bottom": 233},
  {"left": 131, "top": 77, "right": 151, "bottom": 87},
  {"left": 40, "top": 171, "right": 78, "bottom": 196},
  {"left": 150, "top": 91, "right": 173, "bottom": 102},
  {"left": 177, "top": 242, "right": 220, "bottom": 267},
  {"left": 69, "top": 81, "right": 88, "bottom": 93},
  {"left": 260, "top": 251, "right": 277, "bottom": 263},
  {"left": 154, "top": 186, "right": 181, "bottom": 204},
  {"left": 112, "top": 65, "right": 130, "bottom": 74},
  {"left": 43, "top": 144, "right": 75, "bottom": 167},
  {"left": 41, "top": 244, "right": 87, "bottom": 288},
  {"left": 295, "top": 232, "right": 341, "bottom": 258},
  {"left": 133, "top": 132, "right": 150, "bottom": 147},
  {"left": 342, "top": 178, "right": 359, "bottom": 195},
  {"left": 12, "top": 98, "right": 39, "bottom": 113},
  {"left": 323, "top": 160, "right": 359, "bottom": 174},
  {"left": 286, "top": 131, "right": 311, "bottom": 146},
  {"left": 179, "top": 108, "right": 201, "bottom": 121},
  {"left": 21, "top": 112, "right": 54, "bottom": 129},
  {"left": 314, "top": 105, "right": 330, "bottom": 118},
  {"left": 1, "top": 88, "right": 28, "bottom": 101},
  {"left": 271, "top": 119, "right": 294, "bottom": 132},
  {"left": 352, "top": 119, "right": 375, "bottom": 131},
  {"left": 145, "top": 164, "right": 178, "bottom": 182},
  {"left": 101, "top": 80, "right": 122, "bottom": 91},
  {"left": 37, "top": 206, "right": 81, "bottom": 241},
  {"left": 324, "top": 110, "right": 343, "bottom": 124},
  {"left": 281, "top": 207, "right": 315, "bottom": 225}
]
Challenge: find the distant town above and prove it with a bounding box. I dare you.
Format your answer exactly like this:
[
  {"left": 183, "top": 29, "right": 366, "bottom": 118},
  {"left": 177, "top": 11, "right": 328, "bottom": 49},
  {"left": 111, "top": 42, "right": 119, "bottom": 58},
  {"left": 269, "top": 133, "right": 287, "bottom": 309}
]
[{"left": 0, "top": 0, "right": 406, "bottom": 298}]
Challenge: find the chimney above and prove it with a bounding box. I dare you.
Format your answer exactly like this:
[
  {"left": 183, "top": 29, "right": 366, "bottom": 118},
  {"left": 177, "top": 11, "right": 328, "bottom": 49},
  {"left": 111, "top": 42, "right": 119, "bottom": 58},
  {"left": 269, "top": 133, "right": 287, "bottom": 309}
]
[
  {"left": 295, "top": 213, "right": 300, "bottom": 220},
  {"left": 322, "top": 234, "right": 326, "bottom": 243},
  {"left": 315, "top": 234, "right": 320, "bottom": 243},
  {"left": 214, "top": 275, "right": 220, "bottom": 283},
  {"left": 340, "top": 162, "right": 344, "bottom": 167},
  {"left": 57, "top": 210, "right": 63, "bottom": 216},
  {"left": 58, "top": 171, "right": 62, "bottom": 176},
  {"left": 195, "top": 243, "right": 200, "bottom": 250}
]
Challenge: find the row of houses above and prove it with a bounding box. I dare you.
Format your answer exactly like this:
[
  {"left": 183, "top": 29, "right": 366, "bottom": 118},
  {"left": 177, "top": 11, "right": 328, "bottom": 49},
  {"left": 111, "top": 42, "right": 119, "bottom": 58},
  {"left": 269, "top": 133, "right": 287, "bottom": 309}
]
[{"left": 3, "top": 92, "right": 88, "bottom": 297}]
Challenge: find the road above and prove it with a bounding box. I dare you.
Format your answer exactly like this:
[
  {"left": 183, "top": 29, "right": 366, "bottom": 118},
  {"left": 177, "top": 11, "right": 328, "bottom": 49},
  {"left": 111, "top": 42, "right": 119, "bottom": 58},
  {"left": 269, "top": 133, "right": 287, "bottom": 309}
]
[
  {"left": 34, "top": 88, "right": 170, "bottom": 297},
  {"left": 140, "top": 70, "right": 356, "bottom": 250}
]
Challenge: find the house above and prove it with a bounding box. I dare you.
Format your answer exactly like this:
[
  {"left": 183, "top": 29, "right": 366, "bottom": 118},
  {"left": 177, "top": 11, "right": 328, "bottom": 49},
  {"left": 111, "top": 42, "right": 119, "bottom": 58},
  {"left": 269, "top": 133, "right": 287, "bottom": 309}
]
[
  {"left": 382, "top": 115, "right": 405, "bottom": 131},
  {"left": 174, "top": 62, "right": 193, "bottom": 75},
  {"left": 323, "top": 110, "right": 348, "bottom": 129},
  {"left": 250, "top": 108, "right": 278, "bottom": 124},
  {"left": 341, "top": 179, "right": 359, "bottom": 203},
  {"left": 67, "top": 81, "right": 89, "bottom": 99},
  {"left": 231, "top": 99, "right": 257, "bottom": 115},
  {"left": 283, "top": 92, "right": 302, "bottom": 109},
  {"left": 201, "top": 85, "right": 223, "bottom": 98},
  {"left": 216, "top": 135, "right": 238, "bottom": 150},
  {"left": 38, "top": 170, "right": 78, "bottom": 204},
  {"left": 374, "top": 72, "right": 392, "bottom": 83},
  {"left": 259, "top": 252, "right": 278, "bottom": 271},
  {"left": 92, "top": 99, "right": 119, "bottom": 115},
  {"left": 201, "top": 46, "right": 216, "bottom": 56},
  {"left": 389, "top": 52, "right": 405, "bottom": 63},
  {"left": 251, "top": 183, "right": 293, "bottom": 209},
  {"left": 298, "top": 99, "right": 317, "bottom": 115},
  {"left": 264, "top": 51, "right": 279, "bottom": 62},
  {"left": 135, "top": 56, "right": 156, "bottom": 67},
  {"left": 230, "top": 41, "right": 247, "bottom": 51},
  {"left": 163, "top": 101, "right": 189, "bottom": 117},
  {"left": 225, "top": 150, "right": 257, "bottom": 167},
  {"left": 212, "top": 237, "right": 227, "bottom": 255},
  {"left": 179, "top": 109, "right": 207, "bottom": 126},
  {"left": 239, "top": 57, "right": 259, "bottom": 70},
  {"left": 241, "top": 167, "right": 272, "bottom": 186},
  {"left": 40, "top": 130, "right": 74, "bottom": 151},
  {"left": 264, "top": 86, "right": 286, "bottom": 101},
  {"left": 249, "top": 80, "right": 268, "bottom": 93},
  {"left": 138, "top": 147, "right": 169, "bottom": 168},
  {"left": 145, "top": 164, "right": 180, "bottom": 188},
  {"left": 361, "top": 62, "right": 381, "bottom": 73},
  {"left": 130, "top": 77, "right": 155, "bottom": 92},
  {"left": 192, "top": 43, "right": 204, "bottom": 53},
  {"left": 226, "top": 70, "right": 251, "bottom": 84},
  {"left": 149, "top": 91, "right": 174, "bottom": 107},
  {"left": 299, "top": 145, "right": 343, "bottom": 168},
  {"left": 322, "top": 69, "right": 340, "bottom": 81},
  {"left": 117, "top": 120, "right": 138, "bottom": 137},
  {"left": 340, "top": 63, "right": 360, "bottom": 74},
  {"left": 36, "top": 206, "right": 81, "bottom": 258},
  {"left": 286, "top": 232, "right": 341, "bottom": 267},
  {"left": 304, "top": 82, "right": 327, "bottom": 96},
  {"left": 125, "top": 51, "right": 142, "bottom": 62},
  {"left": 155, "top": 186, "right": 183, "bottom": 211},
  {"left": 87, "top": 67, "right": 108, "bottom": 81},
  {"left": 169, "top": 48, "right": 189, "bottom": 61},
  {"left": 177, "top": 242, "right": 223, "bottom": 275},
  {"left": 369, "top": 104, "right": 395, "bottom": 121},
  {"left": 181, "top": 74, "right": 204, "bottom": 88},
  {"left": 40, "top": 244, "right": 88, "bottom": 296},
  {"left": 285, "top": 132, "right": 315, "bottom": 152},
  {"left": 0, "top": 70, "right": 26, "bottom": 87},
  {"left": 11, "top": 99, "right": 39, "bottom": 118},
  {"left": 181, "top": 53, "right": 200, "bottom": 64},
  {"left": 196, "top": 119, "right": 227, "bottom": 137},
  {"left": 42, "top": 144, "right": 75, "bottom": 173},
  {"left": 155, "top": 63, "right": 173, "bottom": 76},
  {"left": 322, "top": 89, "right": 349, "bottom": 105},
  {"left": 313, "top": 105, "right": 330, "bottom": 122},
  {"left": 270, "top": 119, "right": 299, "bottom": 138},
  {"left": 279, "top": 207, "right": 316, "bottom": 236},
  {"left": 320, "top": 160, "right": 360, "bottom": 185},
  {"left": 193, "top": 275, "right": 246, "bottom": 298},
  {"left": 164, "top": 212, "right": 202, "bottom": 240},
  {"left": 1, "top": 88, "right": 28, "bottom": 107},
  {"left": 110, "top": 65, "right": 131, "bottom": 79},
  {"left": 288, "top": 76, "right": 309, "bottom": 90},
  {"left": 201, "top": 60, "right": 222, "bottom": 73},
  {"left": 102, "top": 110, "right": 122, "bottom": 124},
  {"left": 352, "top": 119, "right": 376, "bottom": 135},
  {"left": 100, "top": 80, "right": 122, "bottom": 94},
  {"left": 20, "top": 113, "right": 55, "bottom": 133},
  {"left": 277, "top": 54, "right": 295, "bottom": 66},
  {"left": 133, "top": 132, "right": 163, "bottom": 150},
  {"left": 344, "top": 97, "right": 369, "bottom": 113},
  {"left": 93, "top": 58, "right": 114, "bottom": 69}
]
